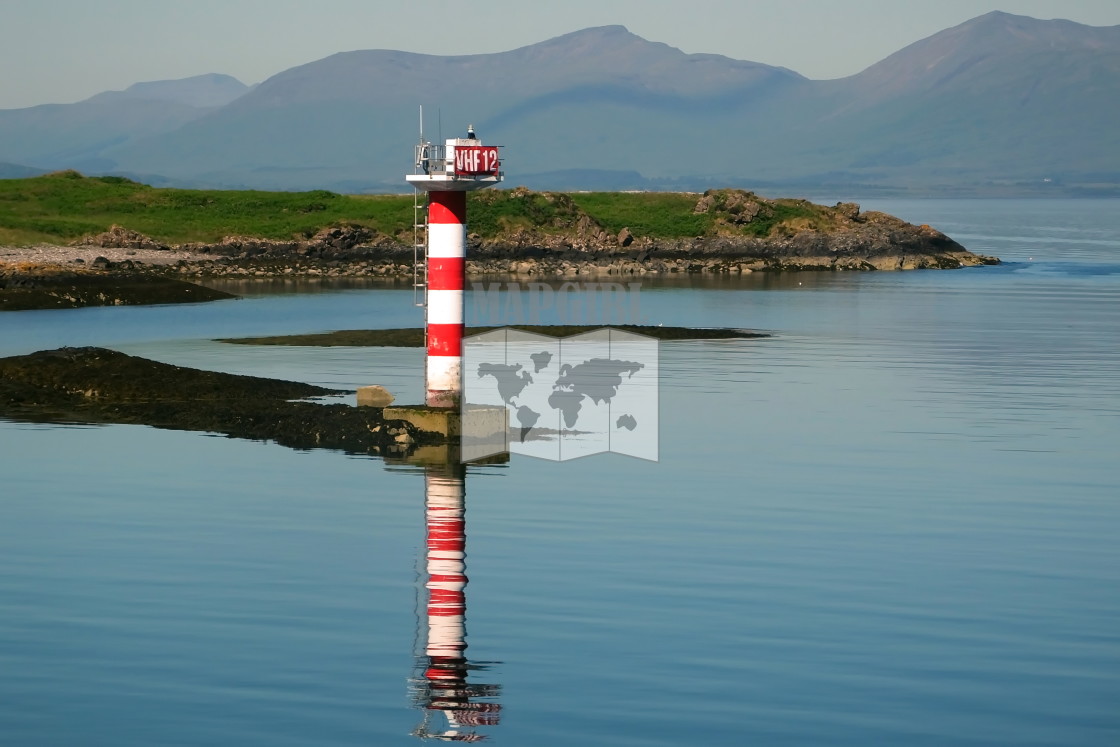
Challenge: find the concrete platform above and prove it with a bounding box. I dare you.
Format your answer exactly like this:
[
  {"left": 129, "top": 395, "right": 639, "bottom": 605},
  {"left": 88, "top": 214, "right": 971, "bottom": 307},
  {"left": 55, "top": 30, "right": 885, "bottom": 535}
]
[
  {"left": 383, "top": 405, "right": 462, "bottom": 438},
  {"left": 383, "top": 404, "right": 510, "bottom": 462}
]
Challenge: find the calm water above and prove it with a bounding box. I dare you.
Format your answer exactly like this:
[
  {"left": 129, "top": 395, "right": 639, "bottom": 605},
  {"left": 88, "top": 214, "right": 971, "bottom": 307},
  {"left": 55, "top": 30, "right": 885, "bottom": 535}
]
[{"left": 1, "top": 199, "right": 1118, "bottom": 745}]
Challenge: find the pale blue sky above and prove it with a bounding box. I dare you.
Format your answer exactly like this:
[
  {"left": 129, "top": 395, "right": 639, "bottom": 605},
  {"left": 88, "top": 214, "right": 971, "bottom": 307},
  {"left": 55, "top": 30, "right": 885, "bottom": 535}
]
[{"left": 2, "top": 0, "right": 1118, "bottom": 109}]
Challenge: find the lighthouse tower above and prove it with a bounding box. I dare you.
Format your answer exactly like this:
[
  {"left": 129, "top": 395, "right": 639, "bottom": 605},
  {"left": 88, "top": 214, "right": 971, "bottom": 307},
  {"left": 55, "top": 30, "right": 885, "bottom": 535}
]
[{"left": 407, "top": 125, "right": 503, "bottom": 408}]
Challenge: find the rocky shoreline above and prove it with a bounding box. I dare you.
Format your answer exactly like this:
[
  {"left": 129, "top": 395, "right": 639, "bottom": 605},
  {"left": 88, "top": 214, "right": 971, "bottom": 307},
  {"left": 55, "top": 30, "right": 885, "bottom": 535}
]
[
  {"left": 0, "top": 259, "right": 235, "bottom": 311},
  {"left": 1, "top": 191, "right": 999, "bottom": 309}
]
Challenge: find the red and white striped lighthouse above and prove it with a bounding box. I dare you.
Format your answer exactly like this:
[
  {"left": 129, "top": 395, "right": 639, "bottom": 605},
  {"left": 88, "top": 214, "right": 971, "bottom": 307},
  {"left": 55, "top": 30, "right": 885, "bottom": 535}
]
[{"left": 407, "top": 125, "right": 502, "bottom": 408}]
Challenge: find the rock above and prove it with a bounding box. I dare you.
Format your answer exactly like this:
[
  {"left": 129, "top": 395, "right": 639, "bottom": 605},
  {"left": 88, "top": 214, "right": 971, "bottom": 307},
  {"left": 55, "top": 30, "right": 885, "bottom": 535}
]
[
  {"left": 78, "top": 225, "right": 170, "bottom": 251},
  {"left": 835, "top": 202, "right": 861, "bottom": 220},
  {"left": 356, "top": 385, "right": 395, "bottom": 407},
  {"left": 617, "top": 228, "right": 634, "bottom": 247}
]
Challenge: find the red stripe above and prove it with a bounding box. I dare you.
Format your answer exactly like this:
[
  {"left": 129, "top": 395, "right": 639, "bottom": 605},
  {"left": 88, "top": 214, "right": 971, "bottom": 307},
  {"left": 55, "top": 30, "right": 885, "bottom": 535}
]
[
  {"left": 429, "top": 542, "right": 465, "bottom": 552},
  {"left": 428, "top": 191, "right": 467, "bottom": 224},
  {"left": 428, "top": 257, "right": 465, "bottom": 290},
  {"left": 427, "top": 324, "right": 463, "bottom": 356}
]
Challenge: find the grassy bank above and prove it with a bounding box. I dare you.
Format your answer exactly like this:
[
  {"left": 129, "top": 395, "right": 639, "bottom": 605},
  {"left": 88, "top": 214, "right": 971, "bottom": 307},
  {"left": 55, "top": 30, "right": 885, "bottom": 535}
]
[
  {"left": 0, "top": 171, "right": 415, "bottom": 245},
  {"left": 1, "top": 171, "right": 849, "bottom": 246}
]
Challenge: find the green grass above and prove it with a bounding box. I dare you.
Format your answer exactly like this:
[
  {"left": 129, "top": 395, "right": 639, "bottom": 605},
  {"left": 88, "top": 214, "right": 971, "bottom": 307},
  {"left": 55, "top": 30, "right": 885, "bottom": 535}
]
[
  {"left": 0, "top": 171, "right": 416, "bottom": 245},
  {"left": 0, "top": 172, "right": 843, "bottom": 246},
  {"left": 569, "top": 192, "right": 712, "bottom": 237},
  {"left": 738, "top": 198, "right": 824, "bottom": 237},
  {"left": 466, "top": 190, "right": 571, "bottom": 236}
]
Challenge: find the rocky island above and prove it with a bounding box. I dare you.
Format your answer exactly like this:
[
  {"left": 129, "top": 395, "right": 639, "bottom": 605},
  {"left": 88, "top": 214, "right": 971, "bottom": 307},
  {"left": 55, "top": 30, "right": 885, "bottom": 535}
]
[{"left": 0, "top": 173, "right": 998, "bottom": 310}]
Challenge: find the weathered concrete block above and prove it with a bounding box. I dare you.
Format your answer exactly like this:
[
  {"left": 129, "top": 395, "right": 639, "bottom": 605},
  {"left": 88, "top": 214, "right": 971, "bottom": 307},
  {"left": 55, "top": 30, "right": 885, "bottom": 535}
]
[{"left": 383, "top": 405, "right": 460, "bottom": 437}]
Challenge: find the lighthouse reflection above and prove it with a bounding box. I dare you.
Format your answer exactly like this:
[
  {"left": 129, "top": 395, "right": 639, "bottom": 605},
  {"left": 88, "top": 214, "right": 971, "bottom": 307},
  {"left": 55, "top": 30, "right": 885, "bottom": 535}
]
[{"left": 405, "top": 456, "right": 502, "bottom": 742}]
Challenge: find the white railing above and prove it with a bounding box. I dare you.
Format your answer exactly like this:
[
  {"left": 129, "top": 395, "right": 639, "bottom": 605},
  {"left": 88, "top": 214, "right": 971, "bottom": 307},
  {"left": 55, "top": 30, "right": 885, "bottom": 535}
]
[{"left": 414, "top": 143, "right": 450, "bottom": 175}]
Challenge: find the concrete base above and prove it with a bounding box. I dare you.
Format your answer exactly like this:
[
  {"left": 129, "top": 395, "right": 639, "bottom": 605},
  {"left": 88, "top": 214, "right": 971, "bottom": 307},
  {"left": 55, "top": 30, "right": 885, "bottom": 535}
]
[
  {"left": 384, "top": 404, "right": 510, "bottom": 463},
  {"left": 356, "top": 385, "right": 395, "bottom": 407},
  {"left": 383, "top": 405, "right": 462, "bottom": 438}
]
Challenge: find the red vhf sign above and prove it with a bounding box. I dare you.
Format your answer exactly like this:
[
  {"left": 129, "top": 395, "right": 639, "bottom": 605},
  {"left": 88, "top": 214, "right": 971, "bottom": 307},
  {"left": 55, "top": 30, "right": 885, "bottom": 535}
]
[{"left": 454, "top": 146, "right": 500, "bottom": 176}]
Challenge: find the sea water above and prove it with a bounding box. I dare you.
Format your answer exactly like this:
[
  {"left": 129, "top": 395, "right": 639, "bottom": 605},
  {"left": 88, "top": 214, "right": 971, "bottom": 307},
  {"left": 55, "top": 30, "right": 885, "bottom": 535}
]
[{"left": 1, "top": 199, "right": 1118, "bottom": 745}]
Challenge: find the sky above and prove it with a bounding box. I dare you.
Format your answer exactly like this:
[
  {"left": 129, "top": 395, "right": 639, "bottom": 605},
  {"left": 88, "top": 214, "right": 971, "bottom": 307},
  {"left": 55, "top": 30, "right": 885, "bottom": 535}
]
[{"left": 2, "top": 0, "right": 1119, "bottom": 110}]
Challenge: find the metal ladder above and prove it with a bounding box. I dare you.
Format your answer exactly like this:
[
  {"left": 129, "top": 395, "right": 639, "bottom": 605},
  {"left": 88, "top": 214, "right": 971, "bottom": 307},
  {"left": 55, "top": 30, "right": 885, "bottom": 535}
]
[{"left": 412, "top": 188, "right": 427, "bottom": 308}]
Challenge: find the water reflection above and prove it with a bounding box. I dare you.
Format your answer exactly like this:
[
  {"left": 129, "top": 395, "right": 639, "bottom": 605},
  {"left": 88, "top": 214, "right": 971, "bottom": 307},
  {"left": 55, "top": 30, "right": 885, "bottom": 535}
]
[
  {"left": 404, "top": 457, "right": 502, "bottom": 742},
  {"left": 195, "top": 276, "right": 412, "bottom": 296}
]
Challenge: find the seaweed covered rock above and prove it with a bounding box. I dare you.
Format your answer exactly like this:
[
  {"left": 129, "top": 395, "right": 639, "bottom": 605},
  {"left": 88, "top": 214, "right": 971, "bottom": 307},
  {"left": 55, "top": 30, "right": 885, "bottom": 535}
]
[{"left": 0, "top": 347, "right": 440, "bottom": 455}]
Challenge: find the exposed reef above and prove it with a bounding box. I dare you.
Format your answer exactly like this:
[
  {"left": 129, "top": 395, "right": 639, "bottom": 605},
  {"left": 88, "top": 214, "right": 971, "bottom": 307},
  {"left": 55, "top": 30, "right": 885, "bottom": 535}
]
[
  {"left": 0, "top": 347, "right": 435, "bottom": 455},
  {"left": 216, "top": 325, "right": 768, "bottom": 347}
]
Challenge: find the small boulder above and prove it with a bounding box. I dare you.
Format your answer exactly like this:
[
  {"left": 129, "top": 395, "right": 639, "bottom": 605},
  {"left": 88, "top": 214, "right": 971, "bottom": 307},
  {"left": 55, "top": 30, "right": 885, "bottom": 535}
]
[{"left": 356, "top": 385, "right": 395, "bottom": 407}]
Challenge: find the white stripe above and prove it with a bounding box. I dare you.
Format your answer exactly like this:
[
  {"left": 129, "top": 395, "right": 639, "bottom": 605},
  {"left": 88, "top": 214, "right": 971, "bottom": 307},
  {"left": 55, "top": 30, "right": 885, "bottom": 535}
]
[
  {"left": 427, "top": 356, "right": 461, "bottom": 391},
  {"left": 427, "top": 620, "right": 466, "bottom": 655},
  {"left": 428, "top": 559, "right": 466, "bottom": 574},
  {"left": 427, "top": 223, "right": 466, "bottom": 258},
  {"left": 427, "top": 289, "right": 463, "bottom": 325},
  {"left": 427, "top": 477, "right": 465, "bottom": 501}
]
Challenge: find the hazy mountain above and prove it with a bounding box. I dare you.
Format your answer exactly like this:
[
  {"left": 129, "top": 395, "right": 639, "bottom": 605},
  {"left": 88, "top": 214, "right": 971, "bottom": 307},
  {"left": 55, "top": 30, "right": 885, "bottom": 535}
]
[
  {"left": 101, "top": 25, "right": 804, "bottom": 190},
  {"left": 85, "top": 73, "right": 250, "bottom": 108},
  {"left": 0, "top": 74, "right": 249, "bottom": 173},
  {"left": 789, "top": 11, "right": 1120, "bottom": 183},
  {"left": 2, "top": 14, "right": 1116, "bottom": 192},
  {"left": 0, "top": 162, "right": 45, "bottom": 179}
]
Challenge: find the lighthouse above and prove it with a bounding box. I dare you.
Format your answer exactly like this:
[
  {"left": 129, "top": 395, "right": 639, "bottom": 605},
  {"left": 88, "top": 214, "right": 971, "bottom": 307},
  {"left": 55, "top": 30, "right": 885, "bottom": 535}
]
[{"left": 407, "top": 125, "right": 503, "bottom": 408}]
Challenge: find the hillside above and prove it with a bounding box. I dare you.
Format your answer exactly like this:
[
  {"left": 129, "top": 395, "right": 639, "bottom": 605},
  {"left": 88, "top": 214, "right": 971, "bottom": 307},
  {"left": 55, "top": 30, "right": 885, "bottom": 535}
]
[{"left": 0, "top": 74, "right": 250, "bottom": 177}]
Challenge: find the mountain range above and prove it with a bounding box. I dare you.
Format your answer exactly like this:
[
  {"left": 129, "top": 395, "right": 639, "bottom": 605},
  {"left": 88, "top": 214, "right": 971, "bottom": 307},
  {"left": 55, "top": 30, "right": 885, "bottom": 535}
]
[{"left": 1, "top": 12, "right": 1117, "bottom": 194}]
